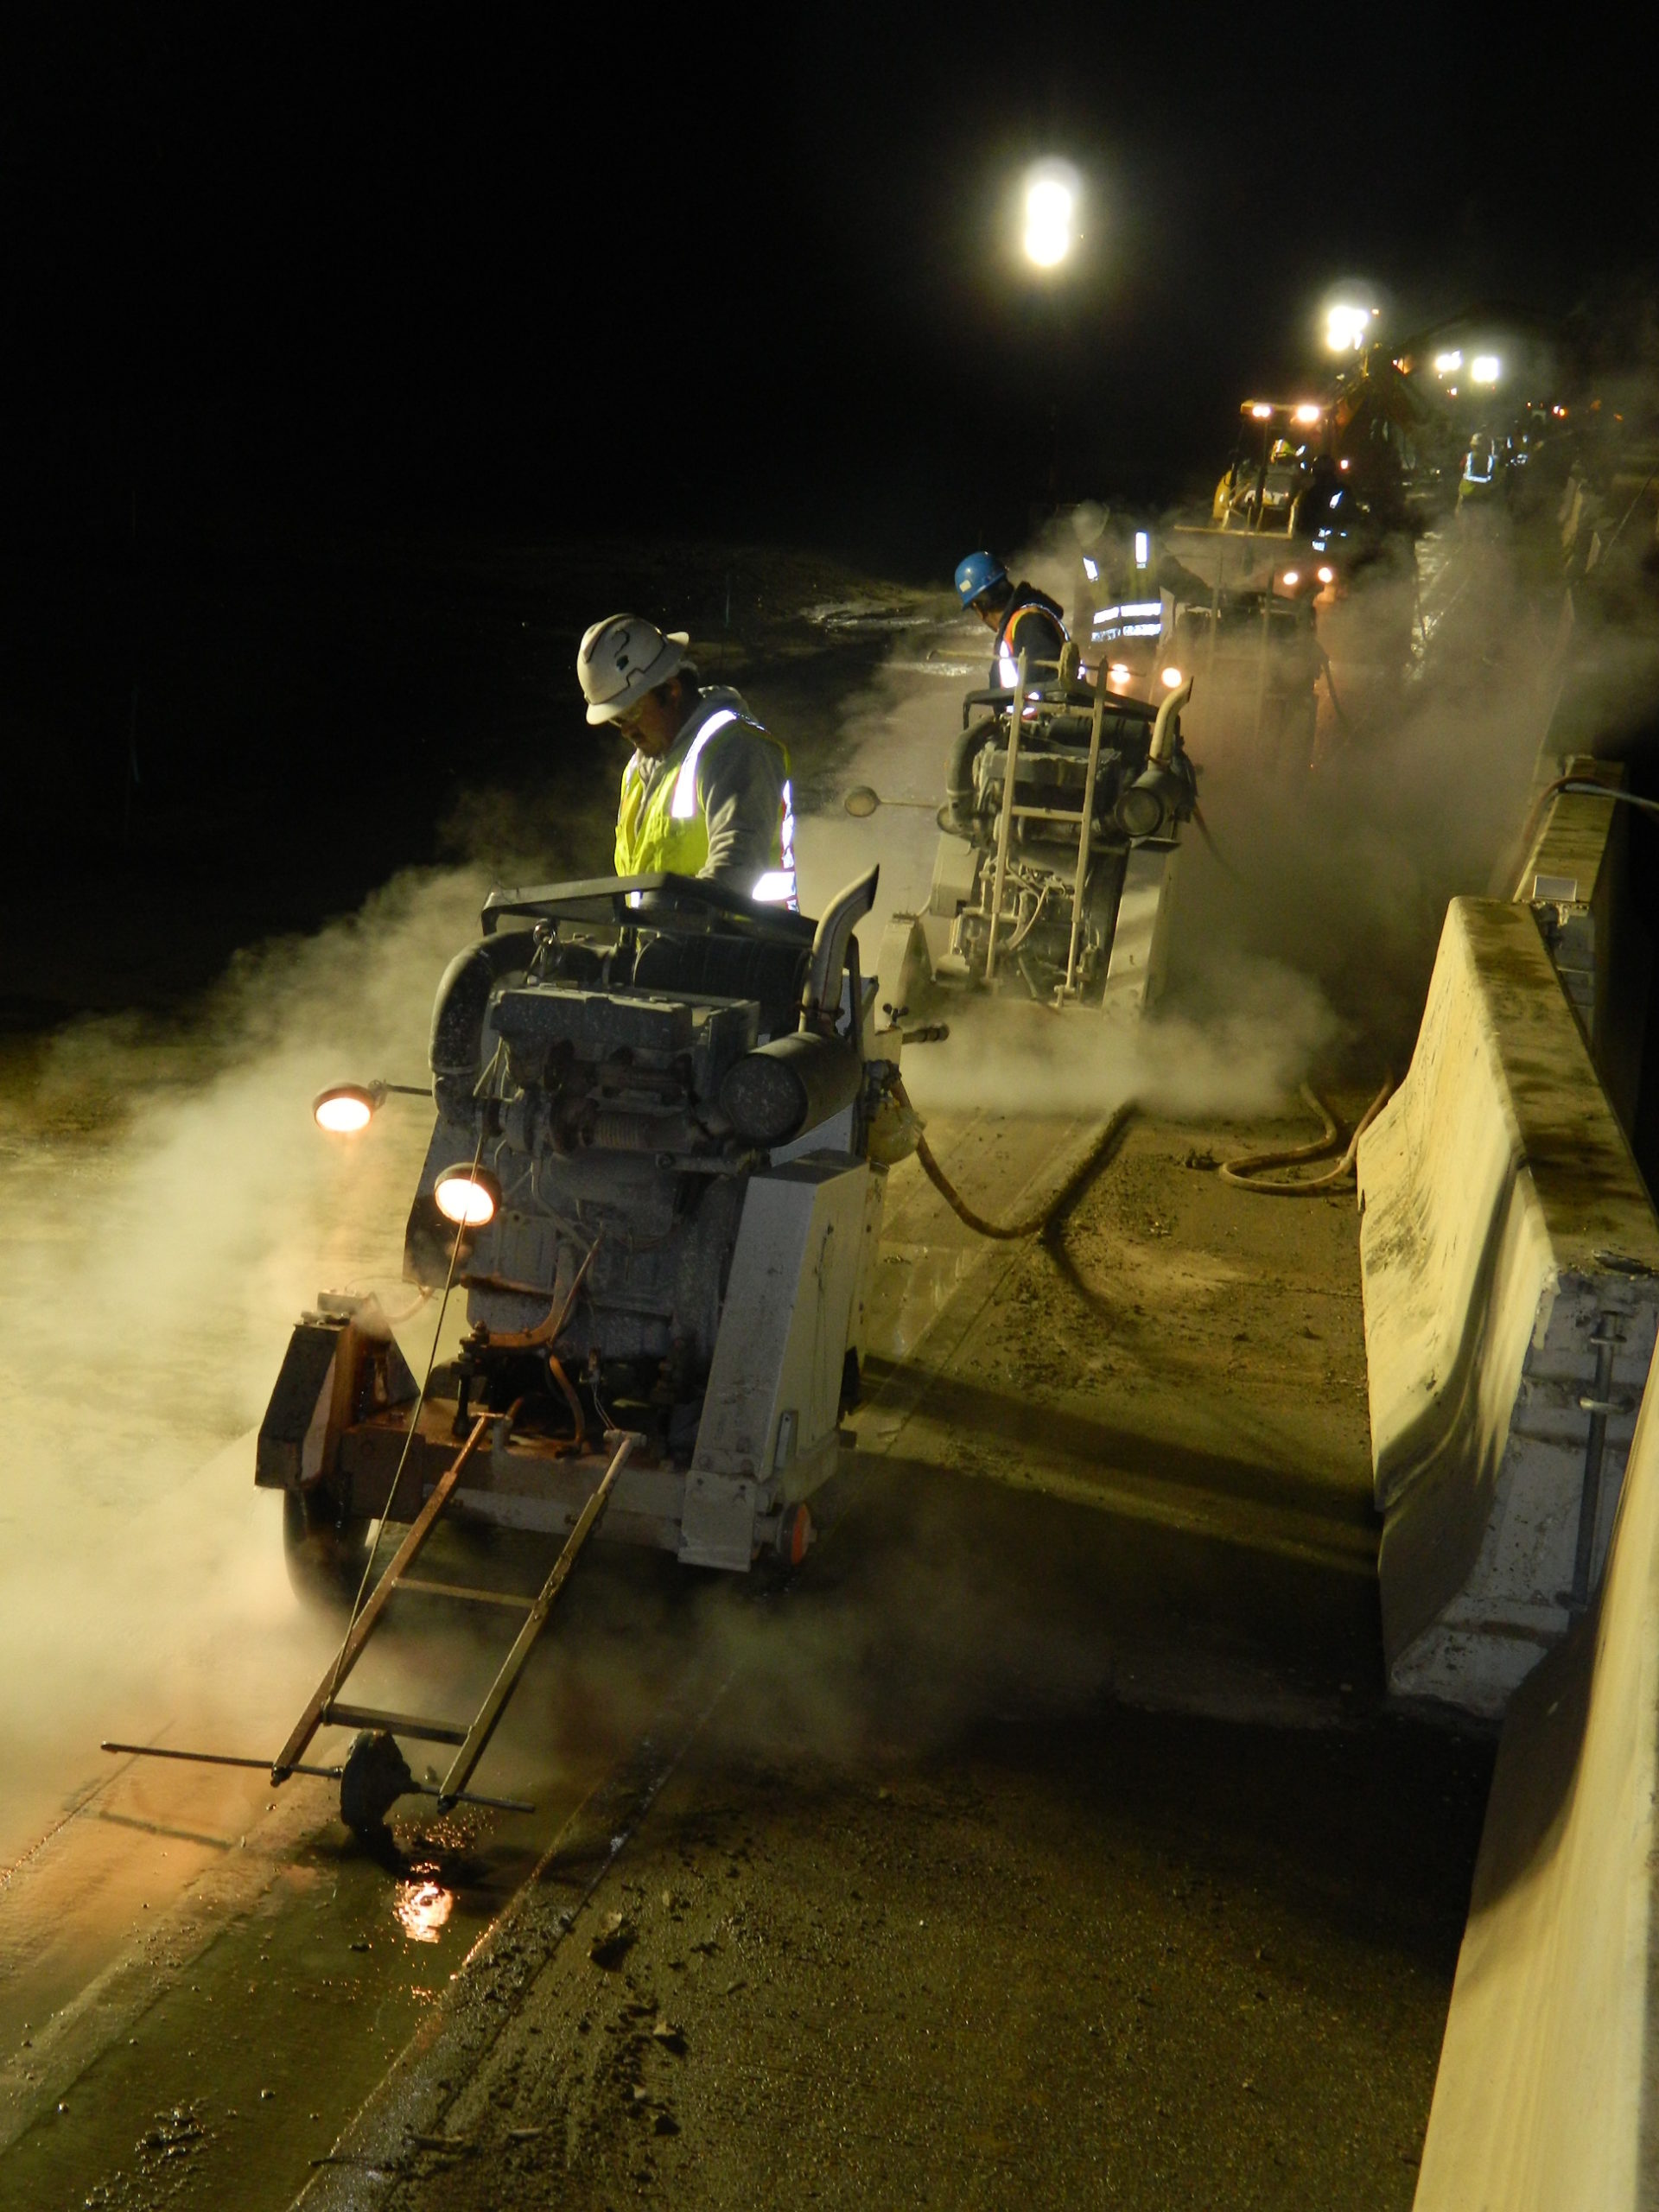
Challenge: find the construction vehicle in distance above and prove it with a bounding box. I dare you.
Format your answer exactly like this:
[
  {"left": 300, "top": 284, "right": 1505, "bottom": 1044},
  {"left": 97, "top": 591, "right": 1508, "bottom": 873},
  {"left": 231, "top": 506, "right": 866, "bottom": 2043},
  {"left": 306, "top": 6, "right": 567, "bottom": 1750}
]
[
  {"left": 876, "top": 651, "right": 1198, "bottom": 1018},
  {"left": 1213, "top": 400, "right": 1339, "bottom": 538}
]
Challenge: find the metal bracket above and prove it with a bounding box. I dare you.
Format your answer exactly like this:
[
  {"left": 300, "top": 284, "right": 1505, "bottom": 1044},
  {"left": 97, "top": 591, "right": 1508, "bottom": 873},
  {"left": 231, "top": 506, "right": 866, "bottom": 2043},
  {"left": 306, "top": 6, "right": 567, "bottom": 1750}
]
[{"left": 1560, "top": 1316, "right": 1626, "bottom": 1616}]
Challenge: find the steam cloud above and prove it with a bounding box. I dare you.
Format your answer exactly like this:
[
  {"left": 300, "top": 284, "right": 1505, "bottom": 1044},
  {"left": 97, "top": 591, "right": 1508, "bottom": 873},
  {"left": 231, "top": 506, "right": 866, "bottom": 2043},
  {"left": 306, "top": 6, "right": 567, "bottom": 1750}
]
[{"left": 0, "top": 868, "right": 489, "bottom": 1861}]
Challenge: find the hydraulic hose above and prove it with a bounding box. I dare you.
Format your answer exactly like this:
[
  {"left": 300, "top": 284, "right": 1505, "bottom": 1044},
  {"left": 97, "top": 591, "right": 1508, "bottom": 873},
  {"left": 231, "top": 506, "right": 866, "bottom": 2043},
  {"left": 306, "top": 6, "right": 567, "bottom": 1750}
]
[
  {"left": 1217, "top": 1079, "right": 1391, "bottom": 1195},
  {"left": 943, "top": 718, "right": 997, "bottom": 838}
]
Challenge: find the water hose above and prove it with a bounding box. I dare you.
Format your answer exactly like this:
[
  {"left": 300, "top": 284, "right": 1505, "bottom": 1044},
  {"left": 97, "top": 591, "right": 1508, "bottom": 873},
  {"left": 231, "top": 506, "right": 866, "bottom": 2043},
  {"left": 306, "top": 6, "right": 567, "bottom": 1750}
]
[{"left": 1217, "top": 1078, "right": 1391, "bottom": 1195}]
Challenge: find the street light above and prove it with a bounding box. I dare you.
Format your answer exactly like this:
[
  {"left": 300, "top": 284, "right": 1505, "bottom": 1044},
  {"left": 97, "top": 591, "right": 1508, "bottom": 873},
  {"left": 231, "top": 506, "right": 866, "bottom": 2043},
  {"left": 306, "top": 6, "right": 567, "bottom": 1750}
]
[
  {"left": 1022, "top": 163, "right": 1077, "bottom": 269},
  {"left": 1325, "top": 302, "right": 1376, "bottom": 353}
]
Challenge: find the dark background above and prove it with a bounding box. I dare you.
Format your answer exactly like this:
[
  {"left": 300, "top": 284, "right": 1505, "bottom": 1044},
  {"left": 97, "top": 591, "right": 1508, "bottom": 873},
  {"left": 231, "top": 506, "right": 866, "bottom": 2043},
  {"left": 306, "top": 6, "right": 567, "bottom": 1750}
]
[
  {"left": 5, "top": 10, "right": 1659, "bottom": 1026},
  {"left": 10, "top": 12, "right": 1659, "bottom": 563}
]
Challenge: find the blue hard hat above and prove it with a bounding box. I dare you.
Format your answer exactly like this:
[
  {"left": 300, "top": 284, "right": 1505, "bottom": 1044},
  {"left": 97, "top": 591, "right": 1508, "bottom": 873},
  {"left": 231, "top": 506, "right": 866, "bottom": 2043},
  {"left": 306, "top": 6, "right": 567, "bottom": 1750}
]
[{"left": 954, "top": 550, "right": 1007, "bottom": 607}]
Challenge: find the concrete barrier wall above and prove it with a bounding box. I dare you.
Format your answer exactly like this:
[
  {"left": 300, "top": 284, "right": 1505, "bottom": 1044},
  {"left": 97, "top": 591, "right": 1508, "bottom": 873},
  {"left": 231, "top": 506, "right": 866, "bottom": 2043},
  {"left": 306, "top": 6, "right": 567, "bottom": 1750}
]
[
  {"left": 1412, "top": 1363, "right": 1659, "bottom": 2210},
  {"left": 1511, "top": 754, "right": 1650, "bottom": 1132},
  {"left": 1357, "top": 897, "right": 1659, "bottom": 1716}
]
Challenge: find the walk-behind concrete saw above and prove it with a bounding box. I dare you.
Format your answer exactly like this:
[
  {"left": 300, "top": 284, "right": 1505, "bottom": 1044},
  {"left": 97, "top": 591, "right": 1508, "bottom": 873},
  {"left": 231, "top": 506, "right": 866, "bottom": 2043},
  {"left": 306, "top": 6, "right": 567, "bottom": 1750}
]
[
  {"left": 877, "top": 652, "right": 1198, "bottom": 1016},
  {"left": 261, "top": 868, "right": 899, "bottom": 1592},
  {"left": 105, "top": 869, "right": 913, "bottom": 1840}
]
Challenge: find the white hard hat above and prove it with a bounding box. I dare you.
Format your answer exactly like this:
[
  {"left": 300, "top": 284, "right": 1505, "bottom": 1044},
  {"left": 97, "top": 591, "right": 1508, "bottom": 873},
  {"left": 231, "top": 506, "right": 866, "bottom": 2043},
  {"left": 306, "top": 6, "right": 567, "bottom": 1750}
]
[{"left": 577, "top": 614, "right": 690, "bottom": 726}]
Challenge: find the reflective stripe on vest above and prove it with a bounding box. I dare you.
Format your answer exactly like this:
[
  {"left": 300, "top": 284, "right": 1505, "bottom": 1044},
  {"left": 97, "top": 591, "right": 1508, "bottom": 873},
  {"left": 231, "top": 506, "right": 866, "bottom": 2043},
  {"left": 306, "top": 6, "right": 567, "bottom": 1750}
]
[
  {"left": 995, "top": 600, "right": 1068, "bottom": 690},
  {"left": 614, "top": 707, "right": 798, "bottom": 908},
  {"left": 995, "top": 599, "right": 1069, "bottom": 704},
  {"left": 670, "top": 708, "right": 738, "bottom": 817}
]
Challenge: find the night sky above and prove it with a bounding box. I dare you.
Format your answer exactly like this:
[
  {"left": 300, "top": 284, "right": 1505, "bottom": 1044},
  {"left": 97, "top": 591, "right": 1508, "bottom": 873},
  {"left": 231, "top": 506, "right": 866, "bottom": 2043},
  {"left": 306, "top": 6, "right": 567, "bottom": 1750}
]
[{"left": 8, "top": 13, "right": 1659, "bottom": 567}]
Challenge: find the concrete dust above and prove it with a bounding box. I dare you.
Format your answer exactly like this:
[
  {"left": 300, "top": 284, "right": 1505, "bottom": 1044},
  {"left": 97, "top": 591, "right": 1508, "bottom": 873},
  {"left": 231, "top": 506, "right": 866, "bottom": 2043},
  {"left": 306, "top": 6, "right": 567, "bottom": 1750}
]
[
  {"left": 897, "top": 961, "right": 1335, "bottom": 1122},
  {"left": 800, "top": 521, "right": 1560, "bottom": 1116},
  {"left": 0, "top": 866, "right": 489, "bottom": 1861},
  {"left": 1171, "top": 527, "right": 1559, "bottom": 1063}
]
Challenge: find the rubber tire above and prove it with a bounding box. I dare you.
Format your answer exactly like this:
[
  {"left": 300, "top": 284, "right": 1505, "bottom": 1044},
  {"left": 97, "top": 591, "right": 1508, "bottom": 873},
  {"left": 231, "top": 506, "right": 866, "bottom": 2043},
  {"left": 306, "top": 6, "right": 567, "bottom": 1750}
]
[{"left": 283, "top": 1484, "right": 372, "bottom": 1610}]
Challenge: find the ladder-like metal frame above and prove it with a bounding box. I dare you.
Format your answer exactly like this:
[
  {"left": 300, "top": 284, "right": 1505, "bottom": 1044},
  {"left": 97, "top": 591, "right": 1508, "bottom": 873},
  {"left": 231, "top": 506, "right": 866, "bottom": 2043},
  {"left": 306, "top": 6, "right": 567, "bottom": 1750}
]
[
  {"left": 273, "top": 1421, "right": 641, "bottom": 1808},
  {"left": 982, "top": 651, "right": 1109, "bottom": 1000}
]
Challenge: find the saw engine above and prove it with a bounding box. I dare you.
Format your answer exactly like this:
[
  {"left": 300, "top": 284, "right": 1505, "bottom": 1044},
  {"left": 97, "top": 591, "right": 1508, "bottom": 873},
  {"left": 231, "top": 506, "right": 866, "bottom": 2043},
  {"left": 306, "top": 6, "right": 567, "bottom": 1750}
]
[
  {"left": 257, "top": 868, "right": 900, "bottom": 1589},
  {"left": 878, "top": 664, "right": 1198, "bottom": 1014}
]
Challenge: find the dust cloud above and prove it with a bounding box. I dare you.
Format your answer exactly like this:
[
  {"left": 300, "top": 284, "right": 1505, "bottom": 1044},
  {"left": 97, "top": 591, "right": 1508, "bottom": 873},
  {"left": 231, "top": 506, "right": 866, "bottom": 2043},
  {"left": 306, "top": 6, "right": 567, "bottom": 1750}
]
[
  {"left": 0, "top": 868, "right": 489, "bottom": 1860},
  {"left": 799, "top": 507, "right": 1561, "bottom": 1100}
]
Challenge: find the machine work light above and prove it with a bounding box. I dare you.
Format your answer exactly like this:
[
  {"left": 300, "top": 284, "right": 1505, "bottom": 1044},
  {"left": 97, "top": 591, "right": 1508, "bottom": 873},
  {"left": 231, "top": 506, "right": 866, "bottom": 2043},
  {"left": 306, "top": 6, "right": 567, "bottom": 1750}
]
[
  {"left": 1471, "top": 354, "right": 1501, "bottom": 385},
  {"left": 433, "top": 1166, "right": 501, "bottom": 1229},
  {"left": 313, "top": 1078, "right": 431, "bottom": 1134}
]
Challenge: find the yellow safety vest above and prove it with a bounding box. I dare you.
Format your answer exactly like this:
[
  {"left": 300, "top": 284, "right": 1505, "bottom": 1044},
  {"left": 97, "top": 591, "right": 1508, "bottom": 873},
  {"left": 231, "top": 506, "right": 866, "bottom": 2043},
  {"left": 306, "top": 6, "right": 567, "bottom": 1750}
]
[{"left": 613, "top": 702, "right": 798, "bottom": 906}]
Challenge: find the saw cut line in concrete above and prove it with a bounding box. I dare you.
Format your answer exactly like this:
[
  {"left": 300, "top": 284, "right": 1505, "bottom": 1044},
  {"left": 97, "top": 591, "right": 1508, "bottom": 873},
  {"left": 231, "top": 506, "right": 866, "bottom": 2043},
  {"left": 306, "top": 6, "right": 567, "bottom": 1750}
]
[
  {"left": 292, "top": 1105, "right": 1154, "bottom": 2205},
  {"left": 293, "top": 1662, "right": 734, "bottom": 2209}
]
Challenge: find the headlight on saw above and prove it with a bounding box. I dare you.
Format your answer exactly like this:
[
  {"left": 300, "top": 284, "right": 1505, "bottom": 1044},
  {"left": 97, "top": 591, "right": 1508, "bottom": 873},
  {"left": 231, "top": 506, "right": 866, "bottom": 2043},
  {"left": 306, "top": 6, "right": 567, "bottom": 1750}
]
[
  {"left": 433, "top": 1165, "right": 501, "bottom": 1228},
  {"left": 314, "top": 1080, "right": 385, "bottom": 1133}
]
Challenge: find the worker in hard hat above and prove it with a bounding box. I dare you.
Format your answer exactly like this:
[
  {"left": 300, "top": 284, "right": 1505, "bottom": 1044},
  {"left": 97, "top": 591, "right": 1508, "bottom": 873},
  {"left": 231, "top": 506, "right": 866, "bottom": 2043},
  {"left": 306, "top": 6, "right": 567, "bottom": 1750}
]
[
  {"left": 578, "top": 614, "right": 798, "bottom": 908},
  {"left": 954, "top": 550, "right": 1068, "bottom": 689}
]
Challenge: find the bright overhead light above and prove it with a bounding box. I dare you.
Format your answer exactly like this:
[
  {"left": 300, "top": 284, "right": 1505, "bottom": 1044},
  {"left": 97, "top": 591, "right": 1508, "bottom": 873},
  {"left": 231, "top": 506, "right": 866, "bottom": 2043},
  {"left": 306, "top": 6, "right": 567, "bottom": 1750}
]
[
  {"left": 1249, "top": 402, "right": 1274, "bottom": 420},
  {"left": 1325, "top": 302, "right": 1372, "bottom": 353},
  {"left": 1317, "top": 565, "right": 1334, "bottom": 584},
  {"left": 1433, "top": 349, "right": 1463, "bottom": 374},
  {"left": 1471, "top": 354, "right": 1501, "bottom": 385},
  {"left": 1022, "top": 167, "right": 1077, "bottom": 268},
  {"left": 1293, "top": 404, "right": 1322, "bottom": 425},
  {"left": 1281, "top": 570, "right": 1300, "bottom": 588},
  {"left": 1160, "top": 665, "right": 1184, "bottom": 688},
  {"left": 434, "top": 1166, "right": 500, "bottom": 1228}
]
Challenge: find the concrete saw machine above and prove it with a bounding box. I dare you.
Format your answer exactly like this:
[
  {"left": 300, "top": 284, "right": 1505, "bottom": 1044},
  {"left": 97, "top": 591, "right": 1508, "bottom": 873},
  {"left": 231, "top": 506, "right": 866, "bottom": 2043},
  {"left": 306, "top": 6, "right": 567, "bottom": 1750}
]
[
  {"left": 878, "top": 652, "right": 1198, "bottom": 1017},
  {"left": 109, "top": 868, "right": 909, "bottom": 1841}
]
